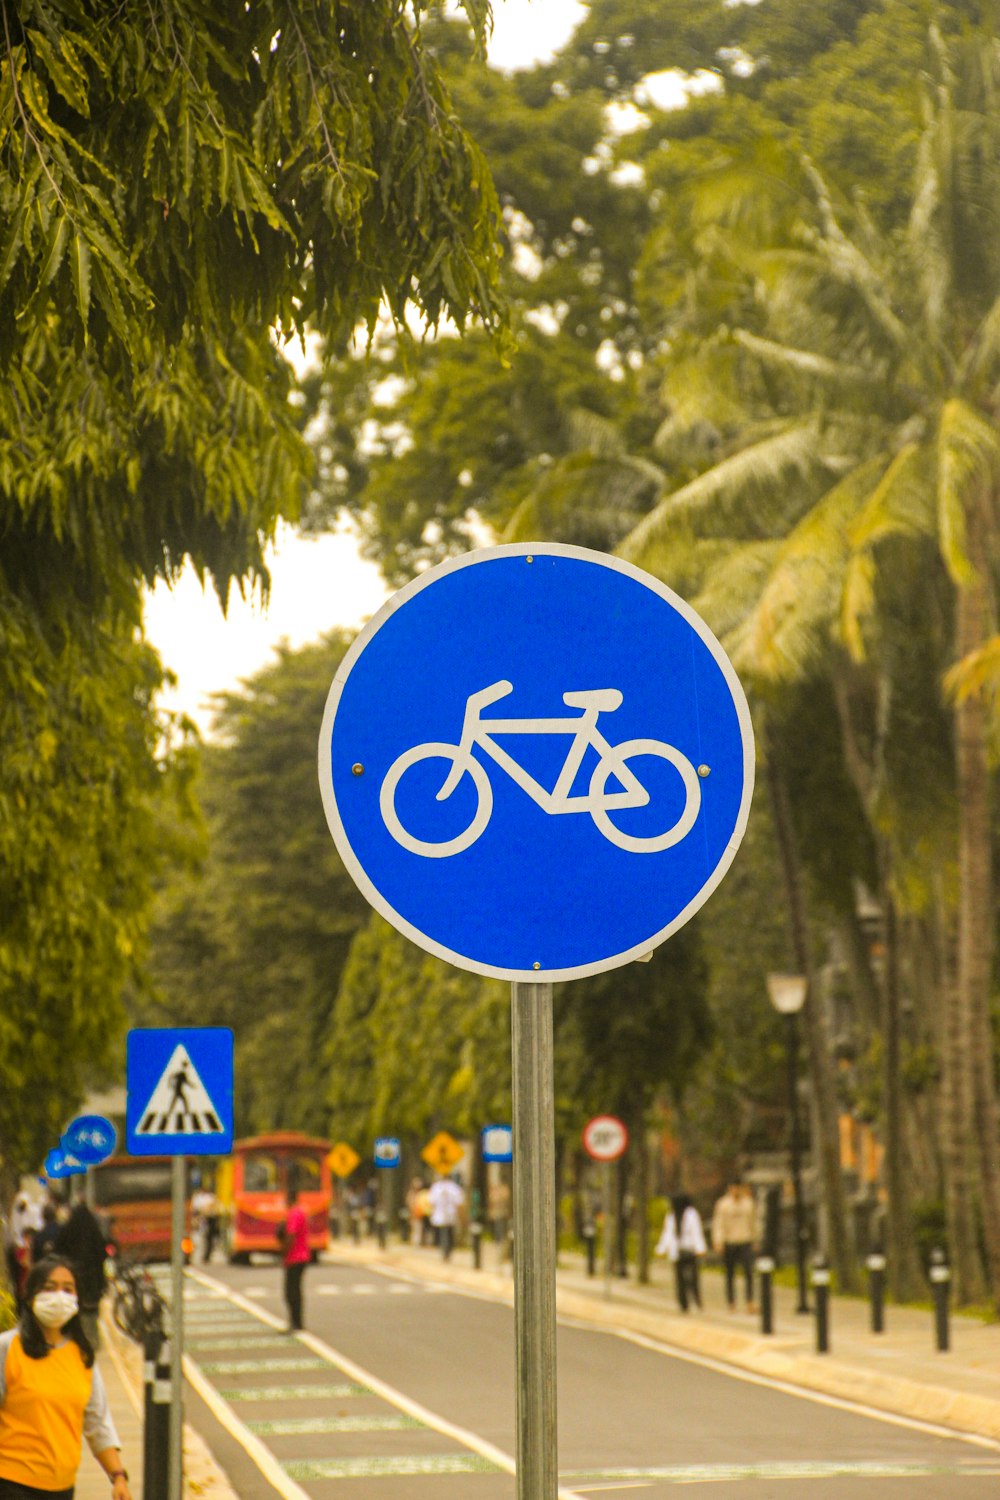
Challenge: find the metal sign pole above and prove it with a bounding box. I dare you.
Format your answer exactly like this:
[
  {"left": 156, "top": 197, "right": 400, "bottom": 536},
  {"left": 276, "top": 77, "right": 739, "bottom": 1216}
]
[
  {"left": 511, "top": 981, "right": 558, "bottom": 1500},
  {"left": 602, "top": 1161, "right": 613, "bottom": 1301},
  {"left": 169, "top": 1155, "right": 184, "bottom": 1500}
]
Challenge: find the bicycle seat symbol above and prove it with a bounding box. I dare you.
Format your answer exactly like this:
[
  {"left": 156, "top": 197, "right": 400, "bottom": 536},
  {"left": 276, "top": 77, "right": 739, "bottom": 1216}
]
[{"left": 380, "top": 680, "right": 702, "bottom": 859}]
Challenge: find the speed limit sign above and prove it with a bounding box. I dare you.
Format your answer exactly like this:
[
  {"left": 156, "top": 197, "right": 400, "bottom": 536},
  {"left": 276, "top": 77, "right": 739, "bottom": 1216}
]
[{"left": 582, "top": 1115, "right": 628, "bottom": 1162}]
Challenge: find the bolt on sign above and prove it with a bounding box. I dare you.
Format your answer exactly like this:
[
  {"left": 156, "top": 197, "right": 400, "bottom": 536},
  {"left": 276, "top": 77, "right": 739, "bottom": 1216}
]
[
  {"left": 327, "top": 1142, "right": 361, "bottom": 1178},
  {"left": 421, "top": 1131, "right": 463, "bottom": 1174}
]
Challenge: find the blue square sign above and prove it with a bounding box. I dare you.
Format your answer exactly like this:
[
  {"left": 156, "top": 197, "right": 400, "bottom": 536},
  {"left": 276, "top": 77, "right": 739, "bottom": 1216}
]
[{"left": 126, "top": 1028, "right": 234, "bottom": 1156}]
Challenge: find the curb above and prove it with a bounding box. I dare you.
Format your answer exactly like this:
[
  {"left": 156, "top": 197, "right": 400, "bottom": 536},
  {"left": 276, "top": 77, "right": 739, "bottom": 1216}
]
[
  {"left": 327, "top": 1242, "right": 1000, "bottom": 1447},
  {"left": 101, "top": 1306, "right": 241, "bottom": 1500}
]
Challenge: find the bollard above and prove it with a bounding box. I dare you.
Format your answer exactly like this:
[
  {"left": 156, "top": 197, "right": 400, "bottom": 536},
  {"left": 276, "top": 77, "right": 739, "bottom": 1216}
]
[
  {"left": 929, "top": 1247, "right": 951, "bottom": 1352},
  {"left": 375, "top": 1211, "right": 387, "bottom": 1250},
  {"left": 398, "top": 1207, "right": 411, "bottom": 1243},
  {"left": 812, "top": 1256, "right": 831, "bottom": 1353},
  {"left": 866, "top": 1252, "right": 886, "bottom": 1334},
  {"left": 582, "top": 1221, "right": 597, "bottom": 1277},
  {"left": 755, "top": 1256, "right": 774, "bottom": 1335},
  {"left": 471, "top": 1220, "right": 483, "bottom": 1269},
  {"left": 351, "top": 1213, "right": 361, "bottom": 1245},
  {"left": 143, "top": 1332, "right": 170, "bottom": 1500}
]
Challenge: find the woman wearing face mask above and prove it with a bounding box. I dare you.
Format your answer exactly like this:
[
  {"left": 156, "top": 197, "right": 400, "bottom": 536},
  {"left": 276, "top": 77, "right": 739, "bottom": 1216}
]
[{"left": 0, "top": 1257, "right": 132, "bottom": 1499}]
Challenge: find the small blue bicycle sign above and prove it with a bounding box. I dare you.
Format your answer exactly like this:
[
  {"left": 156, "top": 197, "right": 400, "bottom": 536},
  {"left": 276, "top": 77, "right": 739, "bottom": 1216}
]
[
  {"left": 381, "top": 680, "right": 701, "bottom": 858},
  {"left": 319, "top": 544, "right": 754, "bottom": 982}
]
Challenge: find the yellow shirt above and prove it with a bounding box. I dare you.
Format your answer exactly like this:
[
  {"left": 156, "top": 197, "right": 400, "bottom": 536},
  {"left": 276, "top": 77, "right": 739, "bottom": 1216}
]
[{"left": 0, "top": 1332, "right": 93, "bottom": 1489}]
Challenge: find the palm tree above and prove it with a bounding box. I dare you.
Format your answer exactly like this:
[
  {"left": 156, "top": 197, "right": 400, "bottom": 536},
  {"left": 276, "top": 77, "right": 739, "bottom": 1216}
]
[{"left": 621, "top": 27, "right": 1000, "bottom": 1305}]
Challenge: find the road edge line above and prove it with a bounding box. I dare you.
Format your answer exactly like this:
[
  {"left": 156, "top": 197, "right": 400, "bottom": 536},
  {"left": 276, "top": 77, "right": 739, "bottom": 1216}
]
[{"left": 190, "top": 1266, "right": 588, "bottom": 1500}]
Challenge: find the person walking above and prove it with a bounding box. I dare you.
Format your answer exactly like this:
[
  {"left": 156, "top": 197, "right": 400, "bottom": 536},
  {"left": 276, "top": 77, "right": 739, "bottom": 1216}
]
[
  {"left": 0, "top": 1255, "right": 133, "bottom": 1499},
  {"left": 5, "top": 1196, "right": 41, "bottom": 1314},
  {"left": 31, "top": 1201, "right": 62, "bottom": 1265},
  {"left": 655, "top": 1194, "right": 707, "bottom": 1312},
  {"left": 281, "top": 1184, "right": 310, "bottom": 1333},
  {"left": 487, "top": 1177, "right": 511, "bottom": 1247},
  {"left": 711, "top": 1178, "right": 758, "bottom": 1312},
  {"left": 53, "top": 1200, "right": 108, "bottom": 1352},
  {"left": 405, "top": 1178, "right": 426, "bottom": 1245},
  {"left": 428, "top": 1174, "right": 465, "bottom": 1261}
]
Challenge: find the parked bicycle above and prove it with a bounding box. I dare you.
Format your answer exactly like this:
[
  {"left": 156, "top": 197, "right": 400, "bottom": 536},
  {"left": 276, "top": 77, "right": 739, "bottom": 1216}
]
[{"left": 108, "top": 1256, "right": 166, "bottom": 1343}]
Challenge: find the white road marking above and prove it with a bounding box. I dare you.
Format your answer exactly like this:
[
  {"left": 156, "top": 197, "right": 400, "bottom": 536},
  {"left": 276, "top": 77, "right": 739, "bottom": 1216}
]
[
  {"left": 188, "top": 1267, "right": 588, "bottom": 1500},
  {"left": 345, "top": 1261, "right": 1000, "bottom": 1456},
  {"left": 183, "top": 1357, "right": 312, "bottom": 1500}
]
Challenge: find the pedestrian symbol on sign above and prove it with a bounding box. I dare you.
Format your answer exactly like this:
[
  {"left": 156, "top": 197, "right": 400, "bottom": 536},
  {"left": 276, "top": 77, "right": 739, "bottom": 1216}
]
[{"left": 136, "top": 1044, "right": 225, "bottom": 1137}]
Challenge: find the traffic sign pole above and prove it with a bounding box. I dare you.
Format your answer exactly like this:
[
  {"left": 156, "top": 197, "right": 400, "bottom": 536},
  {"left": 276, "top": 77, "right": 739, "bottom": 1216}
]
[
  {"left": 511, "top": 981, "right": 557, "bottom": 1500},
  {"left": 169, "top": 1155, "right": 184, "bottom": 1500},
  {"left": 603, "top": 1161, "right": 613, "bottom": 1303}
]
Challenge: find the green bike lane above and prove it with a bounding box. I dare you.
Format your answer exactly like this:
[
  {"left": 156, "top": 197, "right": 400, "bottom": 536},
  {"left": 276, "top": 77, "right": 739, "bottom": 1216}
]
[
  {"left": 150, "top": 1265, "right": 526, "bottom": 1500},
  {"left": 151, "top": 1260, "right": 1000, "bottom": 1499}
]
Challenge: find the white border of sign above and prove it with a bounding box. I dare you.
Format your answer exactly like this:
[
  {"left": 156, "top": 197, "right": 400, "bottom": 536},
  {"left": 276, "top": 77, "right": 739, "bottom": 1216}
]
[
  {"left": 318, "top": 543, "right": 755, "bottom": 983},
  {"left": 583, "top": 1114, "right": 629, "bottom": 1162}
]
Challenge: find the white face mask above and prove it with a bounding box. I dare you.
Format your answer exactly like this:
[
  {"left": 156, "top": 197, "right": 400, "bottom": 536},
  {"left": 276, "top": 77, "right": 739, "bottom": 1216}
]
[{"left": 33, "top": 1290, "right": 79, "bottom": 1329}]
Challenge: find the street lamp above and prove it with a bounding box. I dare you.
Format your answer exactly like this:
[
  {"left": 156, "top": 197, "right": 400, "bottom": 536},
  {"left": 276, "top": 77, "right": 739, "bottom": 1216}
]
[{"left": 767, "top": 973, "right": 810, "bottom": 1314}]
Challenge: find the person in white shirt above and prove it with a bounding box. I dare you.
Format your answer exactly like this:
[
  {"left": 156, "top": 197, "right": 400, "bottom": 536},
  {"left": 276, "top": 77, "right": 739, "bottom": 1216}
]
[
  {"left": 655, "top": 1194, "right": 707, "bottom": 1311},
  {"left": 711, "top": 1180, "right": 758, "bottom": 1312},
  {"left": 428, "top": 1174, "right": 465, "bottom": 1261}
]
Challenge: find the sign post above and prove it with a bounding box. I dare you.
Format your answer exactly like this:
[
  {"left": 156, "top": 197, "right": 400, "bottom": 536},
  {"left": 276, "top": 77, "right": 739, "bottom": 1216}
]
[
  {"left": 318, "top": 543, "right": 754, "bottom": 1500},
  {"left": 374, "top": 1138, "right": 401, "bottom": 1245},
  {"left": 511, "top": 981, "right": 558, "bottom": 1495},
  {"left": 126, "top": 1027, "right": 234, "bottom": 1500},
  {"left": 582, "top": 1115, "right": 628, "bottom": 1301}
]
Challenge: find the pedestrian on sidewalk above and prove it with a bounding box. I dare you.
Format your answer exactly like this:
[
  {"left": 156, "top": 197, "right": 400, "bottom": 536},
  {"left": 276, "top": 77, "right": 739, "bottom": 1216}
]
[
  {"left": 711, "top": 1178, "right": 757, "bottom": 1312},
  {"left": 0, "top": 1256, "right": 133, "bottom": 1500},
  {"left": 54, "top": 1199, "right": 108, "bottom": 1352},
  {"left": 655, "top": 1194, "right": 707, "bottom": 1312},
  {"left": 280, "top": 1183, "right": 310, "bottom": 1333},
  {"left": 428, "top": 1173, "right": 465, "bottom": 1261}
]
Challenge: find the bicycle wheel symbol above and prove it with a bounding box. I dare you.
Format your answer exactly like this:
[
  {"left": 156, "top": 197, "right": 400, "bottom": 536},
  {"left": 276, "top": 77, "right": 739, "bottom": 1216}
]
[
  {"left": 380, "top": 743, "right": 493, "bottom": 858},
  {"left": 589, "top": 739, "right": 702, "bottom": 853}
]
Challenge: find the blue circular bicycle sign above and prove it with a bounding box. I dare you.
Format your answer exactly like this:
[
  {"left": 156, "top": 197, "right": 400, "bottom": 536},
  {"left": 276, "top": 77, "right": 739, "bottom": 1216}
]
[{"left": 319, "top": 544, "right": 754, "bottom": 982}]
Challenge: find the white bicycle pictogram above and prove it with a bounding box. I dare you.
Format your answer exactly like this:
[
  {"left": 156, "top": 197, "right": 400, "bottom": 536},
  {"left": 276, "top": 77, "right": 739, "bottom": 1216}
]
[{"left": 379, "top": 680, "right": 702, "bottom": 859}]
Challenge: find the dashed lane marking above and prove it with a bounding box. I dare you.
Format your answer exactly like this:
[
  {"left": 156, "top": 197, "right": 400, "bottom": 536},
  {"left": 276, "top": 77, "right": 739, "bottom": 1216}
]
[
  {"left": 562, "top": 1462, "right": 1000, "bottom": 1484},
  {"left": 285, "top": 1455, "right": 501, "bottom": 1480},
  {"left": 219, "top": 1383, "right": 370, "bottom": 1402},
  {"left": 189, "top": 1336, "right": 293, "bottom": 1351},
  {"left": 199, "top": 1357, "right": 327, "bottom": 1374},
  {"left": 189, "top": 1266, "right": 588, "bottom": 1500},
  {"left": 247, "top": 1414, "right": 423, "bottom": 1436}
]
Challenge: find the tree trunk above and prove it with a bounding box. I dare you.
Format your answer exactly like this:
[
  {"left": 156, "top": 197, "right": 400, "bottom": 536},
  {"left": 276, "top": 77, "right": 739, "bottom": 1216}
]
[
  {"left": 767, "top": 742, "right": 856, "bottom": 1291},
  {"left": 939, "top": 912, "right": 985, "bottom": 1303},
  {"left": 881, "top": 893, "right": 923, "bottom": 1300},
  {"left": 954, "top": 544, "right": 1000, "bottom": 1304}
]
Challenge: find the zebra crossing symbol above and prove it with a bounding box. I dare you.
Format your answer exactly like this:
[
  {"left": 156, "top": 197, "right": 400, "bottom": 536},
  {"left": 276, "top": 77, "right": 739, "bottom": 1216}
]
[
  {"left": 137, "top": 1045, "right": 224, "bottom": 1136},
  {"left": 126, "top": 1027, "right": 234, "bottom": 1156}
]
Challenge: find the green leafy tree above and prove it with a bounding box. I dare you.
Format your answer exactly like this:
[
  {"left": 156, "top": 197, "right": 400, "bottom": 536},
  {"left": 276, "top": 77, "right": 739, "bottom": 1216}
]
[
  {"left": 622, "top": 27, "right": 1000, "bottom": 1303},
  {"left": 143, "top": 634, "right": 371, "bottom": 1136},
  {"left": 0, "top": 603, "right": 195, "bottom": 1186},
  {"left": 1, "top": 0, "right": 509, "bottom": 1184}
]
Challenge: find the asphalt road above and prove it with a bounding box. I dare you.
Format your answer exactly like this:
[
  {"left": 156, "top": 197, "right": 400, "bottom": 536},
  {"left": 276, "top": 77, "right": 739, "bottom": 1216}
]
[{"left": 169, "top": 1258, "right": 1000, "bottom": 1499}]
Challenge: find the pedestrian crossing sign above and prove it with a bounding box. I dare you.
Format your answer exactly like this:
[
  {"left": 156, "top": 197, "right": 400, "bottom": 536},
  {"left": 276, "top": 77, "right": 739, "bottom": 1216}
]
[
  {"left": 126, "top": 1027, "right": 234, "bottom": 1156},
  {"left": 421, "top": 1131, "right": 464, "bottom": 1175}
]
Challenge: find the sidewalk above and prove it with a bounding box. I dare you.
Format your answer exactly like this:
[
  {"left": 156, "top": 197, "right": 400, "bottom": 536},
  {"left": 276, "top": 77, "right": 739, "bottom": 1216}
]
[
  {"left": 74, "top": 1325, "right": 145, "bottom": 1500},
  {"left": 329, "top": 1237, "right": 1000, "bottom": 1446},
  {"left": 74, "top": 1312, "right": 240, "bottom": 1500}
]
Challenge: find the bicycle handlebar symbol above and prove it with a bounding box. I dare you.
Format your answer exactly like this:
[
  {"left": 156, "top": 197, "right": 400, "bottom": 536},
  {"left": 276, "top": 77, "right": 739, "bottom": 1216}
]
[{"left": 380, "top": 680, "right": 702, "bottom": 859}]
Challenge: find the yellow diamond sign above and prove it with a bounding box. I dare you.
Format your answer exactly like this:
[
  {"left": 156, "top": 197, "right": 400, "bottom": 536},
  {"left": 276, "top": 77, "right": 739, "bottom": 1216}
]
[
  {"left": 327, "top": 1142, "right": 361, "bottom": 1178},
  {"left": 421, "top": 1131, "right": 463, "bottom": 1175}
]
